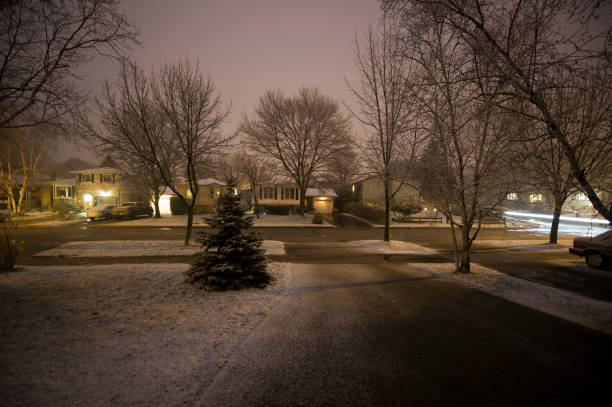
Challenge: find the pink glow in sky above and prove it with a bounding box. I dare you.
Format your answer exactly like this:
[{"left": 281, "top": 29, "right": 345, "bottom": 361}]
[{"left": 66, "top": 0, "right": 381, "bottom": 163}]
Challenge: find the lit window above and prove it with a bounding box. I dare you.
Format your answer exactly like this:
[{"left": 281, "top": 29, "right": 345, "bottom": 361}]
[
  {"left": 506, "top": 193, "right": 518, "bottom": 201},
  {"left": 529, "top": 193, "right": 542, "bottom": 202}
]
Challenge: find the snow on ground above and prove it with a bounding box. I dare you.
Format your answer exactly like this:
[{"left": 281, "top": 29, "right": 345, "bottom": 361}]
[
  {"left": 475, "top": 239, "right": 573, "bottom": 249},
  {"left": 410, "top": 262, "right": 612, "bottom": 336},
  {"left": 25, "top": 218, "right": 86, "bottom": 227},
  {"left": 261, "top": 240, "right": 285, "bottom": 255},
  {"left": 35, "top": 240, "right": 286, "bottom": 257},
  {"left": 87, "top": 214, "right": 334, "bottom": 228},
  {"left": 0, "top": 262, "right": 290, "bottom": 406},
  {"left": 351, "top": 240, "right": 438, "bottom": 254}
]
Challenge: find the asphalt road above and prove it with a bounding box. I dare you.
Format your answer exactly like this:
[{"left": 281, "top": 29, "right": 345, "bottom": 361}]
[
  {"left": 15, "top": 222, "right": 612, "bottom": 303},
  {"left": 200, "top": 256, "right": 612, "bottom": 406}
]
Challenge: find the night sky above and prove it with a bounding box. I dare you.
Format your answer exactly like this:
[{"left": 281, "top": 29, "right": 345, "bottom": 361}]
[{"left": 63, "top": 0, "right": 381, "bottom": 163}]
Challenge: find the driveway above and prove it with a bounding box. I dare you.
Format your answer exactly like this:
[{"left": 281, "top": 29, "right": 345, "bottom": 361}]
[{"left": 200, "top": 258, "right": 612, "bottom": 406}]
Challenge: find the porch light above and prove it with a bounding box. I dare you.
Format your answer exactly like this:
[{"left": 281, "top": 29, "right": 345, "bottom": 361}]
[
  {"left": 352, "top": 184, "right": 355, "bottom": 192},
  {"left": 83, "top": 193, "right": 93, "bottom": 204},
  {"left": 98, "top": 190, "right": 112, "bottom": 197}
]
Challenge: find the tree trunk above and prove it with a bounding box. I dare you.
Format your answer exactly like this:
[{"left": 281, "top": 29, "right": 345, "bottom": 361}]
[
  {"left": 185, "top": 207, "right": 194, "bottom": 246},
  {"left": 458, "top": 241, "right": 472, "bottom": 273},
  {"left": 299, "top": 187, "right": 306, "bottom": 216},
  {"left": 549, "top": 195, "right": 566, "bottom": 244},
  {"left": 153, "top": 191, "right": 161, "bottom": 218},
  {"left": 456, "top": 216, "right": 472, "bottom": 273},
  {"left": 253, "top": 191, "right": 260, "bottom": 218},
  {"left": 384, "top": 178, "right": 390, "bottom": 242}
]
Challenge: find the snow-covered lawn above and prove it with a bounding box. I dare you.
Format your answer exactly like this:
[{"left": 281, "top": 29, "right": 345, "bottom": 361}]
[
  {"left": 410, "top": 262, "right": 612, "bottom": 336},
  {"left": 351, "top": 240, "right": 438, "bottom": 254},
  {"left": 35, "top": 240, "right": 286, "bottom": 257},
  {"left": 475, "top": 239, "right": 573, "bottom": 249},
  {"left": 0, "top": 262, "right": 290, "bottom": 406},
  {"left": 25, "top": 218, "right": 86, "bottom": 227},
  {"left": 88, "top": 214, "right": 334, "bottom": 227}
]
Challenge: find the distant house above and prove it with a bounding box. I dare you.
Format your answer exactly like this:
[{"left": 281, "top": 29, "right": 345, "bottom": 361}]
[
  {"left": 256, "top": 180, "right": 301, "bottom": 209},
  {"left": 248, "top": 179, "right": 338, "bottom": 215},
  {"left": 70, "top": 167, "right": 121, "bottom": 209},
  {"left": 170, "top": 178, "right": 227, "bottom": 214},
  {"left": 352, "top": 177, "right": 420, "bottom": 208},
  {"left": 306, "top": 188, "right": 337, "bottom": 215},
  {"left": 44, "top": 178, "right": 76, "bottom": 210}
]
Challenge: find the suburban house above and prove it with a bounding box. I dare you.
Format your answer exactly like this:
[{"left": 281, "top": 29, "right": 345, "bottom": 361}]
[
  {"left": 352, "top": 177, "right": 421, "bottom": 208},
  {"left": 44, "top": 177, "right": 76, "bottom": 210},
  {"left": 170, "top": 178, "right": 227, "bottom": 214},
  {"left": 306, "top": 188, "right": 337, "bottom": 215},
  {"left": 252, "top": 180, "right": 338, "bottom": 215},
  {"left": 71, "top": 167, "right": 121, "bottom": 209},
  {"left": 0, "top": 174, "right": 75, "bottom": 212},
  {"left": 256, "top": 181, "right": 301, "bottom": 211}
]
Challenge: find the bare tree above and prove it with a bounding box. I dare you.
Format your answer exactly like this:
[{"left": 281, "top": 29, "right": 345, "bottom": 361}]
[
  {"left": 384, "top": 0, "right": 612, "bottom": 222},
  {"left": 0, "top": 0, "right": 139, "bottom": 129},
  {"left": 237, "top": 150, "right": 274, "bottom": 218},
  {"left": 82, "top": 60, "right": 233, "bottom": 245},
  {"left": 515, "top": 66, "right": 612, "bottom": 243},
  {"left": 0, "top": 126, "right": 52, "bottom": 215},
  {"left": 408, "top": 15, "right": 513, "bottom": 273},
  {"left": 241, "top": 87, "right": 351, "bottom": 216},
  {"left": 116, "top": 157, "right": 166, "bottom": 218},
  {"left": 346, "top": 17, "right": 421, "bottom": 241}
]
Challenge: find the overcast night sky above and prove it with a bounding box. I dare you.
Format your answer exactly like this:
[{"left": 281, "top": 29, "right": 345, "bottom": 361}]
[{"left": 63, "top": 0, "right": 381, "bottom": 163}]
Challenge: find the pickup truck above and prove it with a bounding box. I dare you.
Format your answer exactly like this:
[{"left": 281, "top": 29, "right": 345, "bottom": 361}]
[{"left": 111, "top": 202, "right": 153, "bottom": 219}]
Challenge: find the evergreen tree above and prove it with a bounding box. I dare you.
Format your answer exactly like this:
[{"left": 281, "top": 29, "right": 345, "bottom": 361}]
[{"left": 185, "top": 178, "right": 271, "bottom": 290}]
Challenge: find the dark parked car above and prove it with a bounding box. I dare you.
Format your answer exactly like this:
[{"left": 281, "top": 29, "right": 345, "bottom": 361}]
[
  {"left": 111, "top": 202, "right": 153, "bottom": 219},
  {"left": 569, "top": 230, "right": 612, "bottom": 269}
]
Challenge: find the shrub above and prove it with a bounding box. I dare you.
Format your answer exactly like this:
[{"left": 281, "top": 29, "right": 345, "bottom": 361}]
[
  {"left": 170, "top": 197, "right": 188, "bottom": 215},
  {"left": 343, "top": 202, "right": 385, "bottom": 224},
  {"left": 185, "top": 178, "right": 271, "bottom": 291},
  {"left": 391, "top": 204, "right": 423, "bottom": 222},
  {"left": 312, "top": 212, "right": 323, "bottom": 224},
  {"left": 263, "top": 205, "right": 298, "bottom": 215},
  {"left": 54, "top": 200, "right": 70, "bottom": 220}
]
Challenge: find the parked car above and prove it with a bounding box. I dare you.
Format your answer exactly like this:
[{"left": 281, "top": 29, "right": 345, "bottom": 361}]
[
  {"left": 569, "top": 230, "right": 612, "bottom": 269},
  {"left": 86, "top": 205, "right": 115, "bottom": 221},
  {"left": 112, "top": 202, "right": 153, "bottom": 219}
]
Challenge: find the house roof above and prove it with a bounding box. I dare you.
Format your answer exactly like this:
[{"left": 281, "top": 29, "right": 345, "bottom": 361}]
[
  {"left": 70, "top": 167, "right": 121, "bottom": 174},
  {"left": 49, "top": 178, "right": 75, "bottom": 185},
  {"left": 305, "top": 188, "right": 337, "bottom": 198},
  {"left": 197, "top": 178, "right": 225, "bottom": 186}
]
